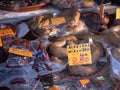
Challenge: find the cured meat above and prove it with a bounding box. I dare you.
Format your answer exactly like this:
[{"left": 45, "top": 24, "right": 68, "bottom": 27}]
[
  {"left": 51, "top": 0, "right": 95, "bottom": 9},
  {"left": 6, "top": 39, "right": 32, "bottom": 68}
]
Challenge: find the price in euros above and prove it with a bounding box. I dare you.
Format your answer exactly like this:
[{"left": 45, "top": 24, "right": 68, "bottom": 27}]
[{"left": 72, "top": 56, "right": 90, "bottom": 65}]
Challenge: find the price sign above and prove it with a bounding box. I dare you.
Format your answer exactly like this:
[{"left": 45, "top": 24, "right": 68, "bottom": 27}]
[
  {"left": 0, "top": 38, "right": 3, "bottom": 47},
  {"left": 9, "top": 47, "right": 32, "bottom": 57},
  {"left": 0, "top": 28, "right": 14, "bottom": 36},
  {"left": 80, "top": 79, "right": 90, "bottom": 85},
  {"left": 67, "top": 43, "right": 92, "bottom": 66},
  {"left": 116, "top": 8, "right": 120, "bottom": 19},
  {"left": 51, "top": 17, "right": 66, "bottom": 25},
  {"left": 49, "top": 85, "right": 60, "bottom": 90}
]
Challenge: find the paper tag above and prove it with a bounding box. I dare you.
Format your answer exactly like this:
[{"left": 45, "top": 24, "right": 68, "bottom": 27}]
[
  {"left": 80, "top": 79, "right": 90, "bottom": 85},
  {"left": 0, "top": 38, "right": 3, "bottom": 47},
  {"left": 96, "top": 76, "right": 104, "bottom": 81},
  {"left": 67, "top": 43, "right": 92, "bottom": 66},
  {"left": 9, "top": 47, "right": 32, "bottom": 57},
  {"left": 116, "top": 8, "right": 120, "bottom": 19},
  {"left": 51, "top": 17, "right": 66, "bottom": 25},
  {"left": 89, "top": 38, "right": 93, "bottom": 45},
  {"left": 50, "top": 85, "right": 60, "bottom": 90},
  {"left": 0, "top": 28, "right": 14, "bottom": 36}
]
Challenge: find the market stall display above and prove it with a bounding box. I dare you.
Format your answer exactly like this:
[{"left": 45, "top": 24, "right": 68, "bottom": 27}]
[{"left": 0, "top": 1, "right": 119, "bottom": 90}]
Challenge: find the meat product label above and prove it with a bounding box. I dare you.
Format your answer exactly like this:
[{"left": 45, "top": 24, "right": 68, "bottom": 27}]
[
  {"left": 0, "top": 28, "right": 14, "bottom": 36},
  {"left": 51, "top": 17, "right": 66, "bottom": 25},
  {"left": 80, "top": 79, "right": 90, "bottom": 85},
  {"left": 116, "top": 8, "right": 120, "bottom": 19},
  {"left": 67, "top": 43, "right": 92, "bottom": 66},
  {"left": 0, "top": 38, "right": 3, "bottom": 47},
  {"left": 9, "top": 47, "right": 32, "bottom": 57}
]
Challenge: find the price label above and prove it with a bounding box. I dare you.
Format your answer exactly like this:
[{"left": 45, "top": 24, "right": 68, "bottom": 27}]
[
  {"left": 0, "top": 38, "right": 3, "bottom": 47},
  {"left": 0, "top": 28, "right": 14, "bottom": 36},
  {"left": 80, "top": 79, "right": 90, "bottom": 85},
  {"left": 67, "top": 43, "right": 92, "bottom": 66},
  {"left": 9, "top": 47, "right": 32, "bottom": 57},
  {"left": 50, "top": 85, "right": 60, "bottom": 90},
  {"left": 116, "top": 8, "right": 120, "bottom": 19},
  {"left": 51, "top": 17, "right": 66, "bottom": 25},
  {"left": 96, "top": 76, "right": 104, "bottom": 81}
]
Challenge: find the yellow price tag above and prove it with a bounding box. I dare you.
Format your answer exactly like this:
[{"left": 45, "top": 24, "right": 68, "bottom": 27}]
[
  {"left": 67, "top": 43, "right": 92, "bottom": 66},
  {"left": 49, "top": 85, "right": 60, "bottom": 90},
  {"left": 0, "top": 38, "right": 3, "bottom": 47},
  {"left": 116, "top": 8, "right": 120, "bottom": 19},
  {"left": 80, "top": 79, "right": 90, "bottom": 85},
  {"left": 9, "top": 47, "right": 32, "bottom": 57},
  {"left": 0, "top": 28, "right": 14, "bottom": 36},
  {"left": 51, "top": 17, "right": 66, "bottom": 25}
]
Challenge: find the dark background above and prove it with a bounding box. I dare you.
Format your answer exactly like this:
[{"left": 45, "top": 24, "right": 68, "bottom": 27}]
[{"left": 94, "top": 0, "right": 120, "bottom": 5}]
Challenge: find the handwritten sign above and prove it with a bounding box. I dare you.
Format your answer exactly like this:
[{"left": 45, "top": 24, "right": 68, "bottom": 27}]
[
  {"left": 67, "top": 43, "right": 92, "bottom": 66},
  {"left": 80, "top": 79, "right": 90, "bottom": 85},
  {"left": 116, "top": 8, "right": 120, "bottom": 19},
  {"left": 0, "top": 28, "right": 14, "bottom": 36},
  {"left": 51, "top": 17, "right": 66, "bottom": 25},
  {"left": 9, "top": 47, "right": 32, "bottom": 57},
  {"left": 0, "top": 38, "right": 3, "bottom": 47}
]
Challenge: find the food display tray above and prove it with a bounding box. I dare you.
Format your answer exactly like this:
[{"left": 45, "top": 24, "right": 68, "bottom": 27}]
[{"left": 0, "top": 3, "right": 47, "bottom": 12}]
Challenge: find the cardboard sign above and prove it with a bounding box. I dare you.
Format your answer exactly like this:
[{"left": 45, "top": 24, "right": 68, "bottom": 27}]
[
  {"left": 51, "top": 17, "right": 66, "bottom": 25},
  {"left": 67, "top": 43, "right": 92, "bottom": 66},
  {"left": 9, "top": 47, "right": 32, "bottom": 57},
  {"left": 116, "top": 8, "right": 120, "bottom": 19},
  {"left": 0, "top": 38, "right": 3, "bottom": 47},
  {"left": 80, "top": 79, "right": 90, "bottom": 85},
  {"left": 0, "top": 28, "right": 14, "bottom": 36}
]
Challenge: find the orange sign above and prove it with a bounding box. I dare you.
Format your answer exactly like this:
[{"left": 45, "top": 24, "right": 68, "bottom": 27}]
[
  {"left": 9, "top": 47, "right": 32, "bottom": 57},
  {"left": 0, "top": 38, "right": 3, "bottom": 47},
  {"left": 49, "top": 85, "right": 60, "bottom": 90},
  {"left": 67, "top": 43, "right": 92, "bottom": 66},
  {"left": 80, "top": 79, "right": 90, "bottom": 85},
  {"left": 51, "top": 17, "right": 66, "bottom": 25},
  {"left": 0, "top": 28, "right": 14, "bottom": 36}
]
